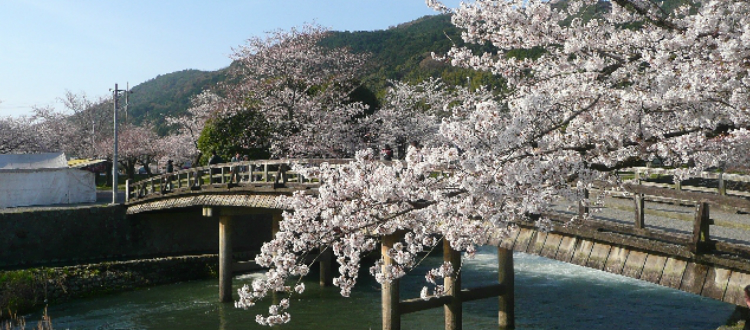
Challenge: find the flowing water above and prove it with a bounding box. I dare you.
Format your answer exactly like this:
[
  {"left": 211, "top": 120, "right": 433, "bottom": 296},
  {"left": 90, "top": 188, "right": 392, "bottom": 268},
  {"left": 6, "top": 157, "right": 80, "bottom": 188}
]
[{"left": 23, "top": 248, "right": 735, "bottom": 330}]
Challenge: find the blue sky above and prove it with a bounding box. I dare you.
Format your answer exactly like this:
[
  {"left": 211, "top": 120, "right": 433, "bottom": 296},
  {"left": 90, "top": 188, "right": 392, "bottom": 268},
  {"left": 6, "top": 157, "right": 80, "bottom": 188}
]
[{"left": 0, "top": 0, "right": 462, "bottom": 117}]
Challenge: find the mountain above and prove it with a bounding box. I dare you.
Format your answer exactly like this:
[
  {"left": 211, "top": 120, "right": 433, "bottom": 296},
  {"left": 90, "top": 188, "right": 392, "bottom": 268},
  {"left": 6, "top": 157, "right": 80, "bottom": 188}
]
[
  {"left": 125, "top": 14, "right": 475, "bottom": 134},
  {"left": 127, "top": 69, "right": 228, "bottom": 134},
  {"left": 125, "top": 0, "right": 688, "bottom": 133}
]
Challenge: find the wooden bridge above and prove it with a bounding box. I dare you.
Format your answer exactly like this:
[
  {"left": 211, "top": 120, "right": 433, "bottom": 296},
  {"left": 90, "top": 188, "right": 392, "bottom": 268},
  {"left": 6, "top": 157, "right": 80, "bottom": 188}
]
[{"left": 125, "top": 161, "right": 750, "bottom": 330}]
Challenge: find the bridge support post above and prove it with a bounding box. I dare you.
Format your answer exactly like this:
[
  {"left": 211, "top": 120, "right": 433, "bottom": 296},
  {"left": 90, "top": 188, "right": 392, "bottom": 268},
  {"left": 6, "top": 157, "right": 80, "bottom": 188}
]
[
  {"left": 382, "top": 233, "right": 401, "bottom": 330},
  {"left": 444, "top": 240, "right": 462, "bottom": 330},
  {"left": 319, "top": 248, "right": 333, "bottom": 287},
  {"left": 216, "top": 210, "right": 234, "bottom": 303},
  {"left": 272, "top": 212, "right": 281, "bottom": 237},
  {"left": 497, "top": 247, "right": 515, "bottom": 329}
]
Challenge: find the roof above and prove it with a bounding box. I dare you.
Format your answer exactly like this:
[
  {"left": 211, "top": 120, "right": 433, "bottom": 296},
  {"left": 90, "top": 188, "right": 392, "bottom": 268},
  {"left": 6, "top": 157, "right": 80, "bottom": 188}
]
[
  {"left": 68, "top": 158, "right": 108, "bottom": 169},
  {"left": 0, "top": 152, "right": 68, "bottom": 170}
]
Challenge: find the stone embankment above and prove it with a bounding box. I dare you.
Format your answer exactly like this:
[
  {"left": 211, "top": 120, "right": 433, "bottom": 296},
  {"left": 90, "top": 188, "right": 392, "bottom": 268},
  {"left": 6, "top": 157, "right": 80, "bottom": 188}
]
[{"left": 0, "top": 254, "right": 250, "bottom": 320}]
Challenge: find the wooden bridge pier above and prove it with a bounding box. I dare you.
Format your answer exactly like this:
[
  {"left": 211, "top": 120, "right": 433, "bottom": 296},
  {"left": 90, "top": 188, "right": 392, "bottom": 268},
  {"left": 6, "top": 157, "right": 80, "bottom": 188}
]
[
  {"left": 203, "top": 207, "right": 334, "bottom": 303},
  {"left": 381, "top": 234, "right": 514, "bottom": 330},
  {"left": 203, "top": 206, "right": 236, "bottom": 303},
  {"left": 219, "top": 212, "right": 233, "bottom": 303}
]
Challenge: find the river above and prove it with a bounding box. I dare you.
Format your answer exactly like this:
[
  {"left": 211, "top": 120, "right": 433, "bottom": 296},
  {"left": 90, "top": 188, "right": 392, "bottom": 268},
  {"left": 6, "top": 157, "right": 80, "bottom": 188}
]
[{"left": 23, "top": 248, "right": 735, "bottom": 330}]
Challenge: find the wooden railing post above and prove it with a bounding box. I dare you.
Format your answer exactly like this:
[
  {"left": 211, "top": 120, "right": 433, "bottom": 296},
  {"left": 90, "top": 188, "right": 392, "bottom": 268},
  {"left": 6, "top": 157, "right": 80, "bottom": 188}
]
[
  {"left": 577, "top": 189, "right": 589, "bottom": 220},
  {"left": 382, "top": 234, "right": 401, "bottom": 330},
  {"left": 634, "top": 193, "right": 645, "bottom": 229},
  {"left": 264, "top": 164, "right": 270, "bottom": 182},
  {"left": 444, "top": 239, "right": 462, "bottom": 330},
  {"left": 691, "top": 201, "right": 711, "bottom": 253},
  {"left": 718, "top": 172, "right": 726, "bottom": 195},
  {"left": 497, "top": 247, "right": 515, "bottom": 329}
]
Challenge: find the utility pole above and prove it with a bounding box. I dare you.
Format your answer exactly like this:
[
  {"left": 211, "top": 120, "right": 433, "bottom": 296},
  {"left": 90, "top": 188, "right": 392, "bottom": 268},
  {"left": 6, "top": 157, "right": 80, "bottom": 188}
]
[
  {"left": 111, "top": 83, "right": 131, "bottom": 204},
  {"left": 124, "top": 82, "right": 130, "bottom": 125}
]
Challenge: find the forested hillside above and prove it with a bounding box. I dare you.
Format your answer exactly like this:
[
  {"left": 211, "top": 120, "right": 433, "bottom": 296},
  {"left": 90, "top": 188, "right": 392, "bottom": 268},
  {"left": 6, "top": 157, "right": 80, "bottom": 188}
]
[
  {"left": 127, "top": 69, "right": 227, "bottom": 134},
  {"left": 321, "top": 14, "right": 501, "bottom": 97},
  {"left": 124, "top": 0, "right": 688, "bottom": 134},
  {"left": 127, "top": 14, "right": 494, "bottom": 133}
]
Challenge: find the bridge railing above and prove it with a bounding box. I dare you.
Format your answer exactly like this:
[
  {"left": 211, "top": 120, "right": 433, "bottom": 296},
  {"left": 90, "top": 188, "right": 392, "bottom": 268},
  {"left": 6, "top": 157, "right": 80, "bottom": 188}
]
[
  {"left": 563, "top": 180, "right": 750, "bottom": 260},
  {"left": 618, "top": 167, "right": 750, "bottom": 197},
  {"left": 125, "top": 159, "right": 352, "bottom": 203}
]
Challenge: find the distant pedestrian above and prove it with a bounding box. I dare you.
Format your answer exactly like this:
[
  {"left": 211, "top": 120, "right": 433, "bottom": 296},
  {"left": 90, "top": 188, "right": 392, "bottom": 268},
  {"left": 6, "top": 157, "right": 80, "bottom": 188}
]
[
  {"left": 208, "top": 151, "right": 223, "bottom": 166},
  {"left": 230, "top": 152, "right": 241, "bottom": 183},
  {"left": 208, "top": 151, "right": 224, "bottom": 183},
  {"left": 162, "top": 160, "right": 174, "bottom": 193},
  {"left": 381, "top": 144, "right": 393, "bottom": 161}
]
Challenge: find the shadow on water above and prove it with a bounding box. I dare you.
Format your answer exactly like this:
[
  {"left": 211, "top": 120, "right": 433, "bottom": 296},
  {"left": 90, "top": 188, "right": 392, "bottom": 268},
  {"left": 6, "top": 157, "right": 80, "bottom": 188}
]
[{"left": 23, "top": 247, "right": 734, "bottom": 330}]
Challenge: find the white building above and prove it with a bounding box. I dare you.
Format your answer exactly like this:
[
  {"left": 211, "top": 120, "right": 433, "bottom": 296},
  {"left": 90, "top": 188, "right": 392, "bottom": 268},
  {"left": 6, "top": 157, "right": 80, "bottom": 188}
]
[{"left": 0, "top": 152, "right": 96, "bottom": 208}]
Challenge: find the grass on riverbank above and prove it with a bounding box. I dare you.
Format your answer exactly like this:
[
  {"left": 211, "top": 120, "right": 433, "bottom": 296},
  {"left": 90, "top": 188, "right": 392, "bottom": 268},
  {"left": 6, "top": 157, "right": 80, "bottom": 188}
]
[
  {"left": 0, "top": 269, "right": 52, "bottom": 320},
  {"left": 1, "top": 307, "right": 53, "bottom": 330}
]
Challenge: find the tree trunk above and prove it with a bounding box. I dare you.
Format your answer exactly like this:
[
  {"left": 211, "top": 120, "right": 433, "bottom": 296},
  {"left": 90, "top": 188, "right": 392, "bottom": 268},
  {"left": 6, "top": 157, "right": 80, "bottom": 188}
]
[
  {"left": 105, "top": 161, "right": 113, "bottom": 187},
  {"left": 194, "top": 152, "right": 203, "bottom": 168},
  {"left": 121, "top": 159, "right": 137, "bottom": 181}
]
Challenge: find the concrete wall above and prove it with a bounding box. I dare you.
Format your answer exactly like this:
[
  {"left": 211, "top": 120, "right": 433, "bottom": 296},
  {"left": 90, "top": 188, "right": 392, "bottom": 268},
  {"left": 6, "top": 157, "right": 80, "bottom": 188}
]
[
  {"left": 0, "top": 205, "right": 273, "bottom": 269},
  {"left": 0, "top": 168, "right": 96, "bottom": 208}
]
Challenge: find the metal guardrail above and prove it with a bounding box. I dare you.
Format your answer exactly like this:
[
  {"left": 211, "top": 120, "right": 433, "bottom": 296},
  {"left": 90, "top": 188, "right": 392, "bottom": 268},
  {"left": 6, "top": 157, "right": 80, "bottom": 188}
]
[{"left": 125, "top": 159, "right": 353, "bottom": 203}]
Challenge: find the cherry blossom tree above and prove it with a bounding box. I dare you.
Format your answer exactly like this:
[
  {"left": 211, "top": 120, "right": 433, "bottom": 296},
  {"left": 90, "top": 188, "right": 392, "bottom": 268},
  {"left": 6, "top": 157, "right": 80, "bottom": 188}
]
[
  {"left": 365, "top": 78, "right": 495, "bottom": 155},
  {"left": 0, "top": 106, "right": 82, "bottom": 155},
  {"left": 0, "top": 93, "right": 113, "bottom": 158},
  {"left": 0, "top": 115, "right": 42, "bottom": 154},
  {"left": 57, "top": 91, "right": 112, "bottom": 159},
  {"left": 224, "top": 23, "right": 371, "bottom": 158},
  {"left": 163, "top": 91, "right": 221, "bottom": 167},
  {"left": 97, "top": 123, "right": 163, "bottom": 179},
  {"left": 237, "top": 0, "right": 750, "bottom": 325}
]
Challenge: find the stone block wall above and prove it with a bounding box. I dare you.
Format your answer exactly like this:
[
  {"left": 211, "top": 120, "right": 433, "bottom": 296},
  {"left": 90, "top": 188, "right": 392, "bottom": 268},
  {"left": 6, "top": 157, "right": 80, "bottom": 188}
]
[
  {"left": 0, "top": 205, "right": 273, "bottom": 269},
  {"left": 507, "top": 226, "right": 750, "bottom": 308},
  {"left": 0, "top": 254, "right": 235, "bottom": 319}
]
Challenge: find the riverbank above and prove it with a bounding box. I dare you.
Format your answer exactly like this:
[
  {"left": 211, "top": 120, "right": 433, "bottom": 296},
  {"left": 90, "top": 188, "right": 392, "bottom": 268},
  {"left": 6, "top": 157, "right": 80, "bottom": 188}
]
[{"left": 0, "top": 253, "right": 258, "bottom": 320}]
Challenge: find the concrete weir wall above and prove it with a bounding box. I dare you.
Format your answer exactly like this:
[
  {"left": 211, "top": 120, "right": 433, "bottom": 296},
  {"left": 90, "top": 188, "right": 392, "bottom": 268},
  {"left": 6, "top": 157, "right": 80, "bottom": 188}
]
[
  {"left": 502, "top": 227, "right": 750, "bottom": 308},
  {"left": 0, "top": 205, "right": 273, "bottom": 269}
]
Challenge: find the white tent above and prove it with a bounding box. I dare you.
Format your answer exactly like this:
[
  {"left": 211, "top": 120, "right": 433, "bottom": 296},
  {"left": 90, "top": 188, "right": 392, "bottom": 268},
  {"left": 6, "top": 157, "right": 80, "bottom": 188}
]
[
  {"left": 0, "top": 152, "right": 68, "bottom": 169},
  {"left": 0, "top": 152, "right": 96, "bottom": 208}
]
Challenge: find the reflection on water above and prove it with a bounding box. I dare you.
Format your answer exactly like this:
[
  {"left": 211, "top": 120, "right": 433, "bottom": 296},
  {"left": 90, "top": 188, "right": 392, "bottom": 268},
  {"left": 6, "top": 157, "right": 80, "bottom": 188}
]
[{"left": 25, "top": 248, "right": 734, "bottom": 330}]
